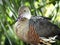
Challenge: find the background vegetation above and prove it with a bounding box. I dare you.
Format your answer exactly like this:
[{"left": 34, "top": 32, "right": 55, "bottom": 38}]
[{"left": 0, "top": 0, "right": 60, "bottom": 45}]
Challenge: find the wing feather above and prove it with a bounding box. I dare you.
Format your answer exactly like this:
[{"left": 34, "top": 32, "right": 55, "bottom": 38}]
[{"left": 29, "top": 16, "right": 60, "bottom": 38}]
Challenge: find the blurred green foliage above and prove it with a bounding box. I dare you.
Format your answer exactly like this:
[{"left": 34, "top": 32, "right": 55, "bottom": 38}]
[{"left": 0, "top": 0, "right": 60, "bottom": 45}]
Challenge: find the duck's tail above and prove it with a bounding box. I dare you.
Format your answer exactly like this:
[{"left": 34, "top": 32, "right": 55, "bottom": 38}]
[{"left": 39, "top": 38, "right": 52, "bottom": 45}]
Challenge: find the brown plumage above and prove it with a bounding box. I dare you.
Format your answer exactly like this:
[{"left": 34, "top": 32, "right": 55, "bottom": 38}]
[{"left": 14, "top": 6, "right": 60, "bottom": 45}]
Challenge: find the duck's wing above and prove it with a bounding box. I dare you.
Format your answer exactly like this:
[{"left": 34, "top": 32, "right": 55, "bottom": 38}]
[{"left": 29, "top": 16, "right": 60, "bottom": 38}]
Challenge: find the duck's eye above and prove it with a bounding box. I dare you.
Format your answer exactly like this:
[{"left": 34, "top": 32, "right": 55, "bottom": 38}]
[{"left": 24, "top": 10, "right": 26, "bottom": 12}]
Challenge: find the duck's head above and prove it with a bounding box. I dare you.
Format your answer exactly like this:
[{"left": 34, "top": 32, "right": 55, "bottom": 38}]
[{"left": 17, "top": 6, "right": 31, "bottom": 21}]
